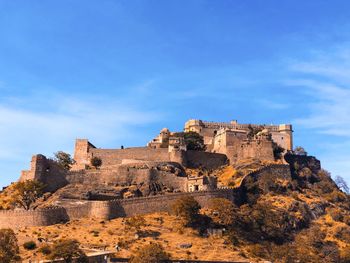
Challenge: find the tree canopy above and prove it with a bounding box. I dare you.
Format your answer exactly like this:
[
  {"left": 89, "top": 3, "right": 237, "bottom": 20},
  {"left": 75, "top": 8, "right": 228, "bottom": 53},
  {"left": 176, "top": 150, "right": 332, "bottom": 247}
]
[
  {"left": 129, "top": 243, "right": 170, "bottom": 263},
  {"left": 0, "top": 228, "right": 20, "bottom": 263},
  {"left": 272, "top": 142, "right": 285, "bottom": 160},
  {"left": 49, "top": 239, "right": 87, "bottom": 263},
  {"left": 13, "top": 180, "right": 45, "bottom": 210},
  {"left": 171, "top": 196, "right": 201, "bottom": 226},
  {"left": 209, "top": 198, "right": 236, "bottom": 226},
  {"left": 54, "top": 151, "right": 75, "bottom": 170},
  {"left": 173, "top": 131, "right": 206, "bottom": 151},
  {"left": 90, "top": 156, "right": 102, "bottom": 169},
  {"left": 294, "top": 146, "right": 307, "bottom": 155}
]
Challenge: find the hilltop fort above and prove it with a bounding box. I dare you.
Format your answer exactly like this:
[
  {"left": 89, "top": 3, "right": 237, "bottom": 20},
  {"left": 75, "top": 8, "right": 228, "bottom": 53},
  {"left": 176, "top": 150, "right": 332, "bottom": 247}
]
[
  {"left": 19, "top": 119, "right": 294, "bottom": 193},
  {"left": 0, "top": 119, "right": 317, "bottom": 229}
]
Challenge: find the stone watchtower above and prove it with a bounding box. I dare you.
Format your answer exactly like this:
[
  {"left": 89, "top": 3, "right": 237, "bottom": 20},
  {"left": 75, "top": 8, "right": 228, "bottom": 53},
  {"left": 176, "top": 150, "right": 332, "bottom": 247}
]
[
  {"left": 71, "top": 139, "right": 96, "bottom": 170},
  {"left": 276, "top": 124, "right": 293, "bottom": 151}
]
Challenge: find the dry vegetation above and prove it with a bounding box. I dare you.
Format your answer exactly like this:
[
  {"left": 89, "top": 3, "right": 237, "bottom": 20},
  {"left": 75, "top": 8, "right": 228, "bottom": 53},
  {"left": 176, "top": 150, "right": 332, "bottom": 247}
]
[
  {"left": 4, "top": 158, "right": 350, "bottom": 262},
  {"left": 213, "top": 158, "right": 280, "bottom": 188},
  {"left": 0, "top": 183, "right": 17, "bottom": 209},
  {"left": 15, "top": 212, "right": 250, "bottom": 262}
]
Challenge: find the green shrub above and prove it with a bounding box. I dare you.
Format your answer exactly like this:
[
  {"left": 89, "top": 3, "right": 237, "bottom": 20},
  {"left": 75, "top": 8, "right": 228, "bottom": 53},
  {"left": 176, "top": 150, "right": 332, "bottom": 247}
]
[
  {"left": 171, "top": 196, "right": 201, "bottom": 226},
  {"left": 124, "top": 215, "right": 146, "bottom": 233},
  {"left": 39, "top": 244, "right": 51, "bottom": 255},
  {"left": 49, "top": 239, "right": 87, "bottom": 262},
  {"left": 53, "top": 151, "right": 75, "bottom": 170},
  {"left": 209, "top": 198, "right": 236, "bottom": 226},
  {"left": 172, "top": 132, "right": 206, "bottom": 151},
  {"left": 129, "top": 243, "right": 170, "bottom": 263},
  {"left": 0, "top": 228, "right": 20, "bottom": 262},
  {"left": 90, "top": 157, "right": 102, "bottom": 169},
  {"left": 12, "top": 180, "right": 45, "bottom": 210},
  {"left": 23, "top": 241, "right": 36, "bottom": 250}
]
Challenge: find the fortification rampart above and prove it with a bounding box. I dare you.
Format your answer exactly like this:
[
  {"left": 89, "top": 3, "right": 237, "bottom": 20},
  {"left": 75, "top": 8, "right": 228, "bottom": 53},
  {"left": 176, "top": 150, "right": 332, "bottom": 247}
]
[
  {"left": 20, "top": 155, "right": 68, "bottom": 192},
  {"left": 0, "top": 164, "right": 293, "bottom": 228},
  {"left": 0, "top": 189, "right": 239, "bottom": 228},
  {"left": 238, "top": 139, "right": 274, "bottom": 162},
  {"left": 0, "top": 206, "right": 68, "bottom": 228},
  {"left": 184, "top": 150, "right": 228, "bottom": 170},
  {"left": 184, "top": 119, "right": 293, "bottom": 151},
  {"left": 90, "top": 147, "right": 170, "bottom": 166},
  {"left": 66, "top": 162, "right": 189, "bottom": 193},
  {"left": 73, "top": 140, "right": 228, "bottom": 171},
  {"left": 101, "top": 188, "right": 238, "bottom": 218}
]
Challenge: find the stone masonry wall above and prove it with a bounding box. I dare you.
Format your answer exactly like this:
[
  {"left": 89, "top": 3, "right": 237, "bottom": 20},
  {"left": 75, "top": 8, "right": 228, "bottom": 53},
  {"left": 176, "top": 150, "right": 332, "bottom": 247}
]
[
  {"left": 66, "top": 162, "right": 189, "bottom": 192},
  {"left": 238, "top": 140, "right": 274, "bottom": 162},
  {"left": 20, "top": 155, "right": 68, "bottom": 192},
  {"left": 0, "top": 207, "right": 68, "bottom": 228},
  {"left": 90, "top": 147, "right": 170, "bottom": 166},
  {"left": 184, "top": 151, "right": 228, "bottom": 170},
  {"left": 0, "top": 189, "right": 238, "bottom": 228},
  {"left": 74, "top": 141, "right": 227, "bottom": 170},
  {"left": 0, "top": 165, "right": 291, "bottom": 228}
]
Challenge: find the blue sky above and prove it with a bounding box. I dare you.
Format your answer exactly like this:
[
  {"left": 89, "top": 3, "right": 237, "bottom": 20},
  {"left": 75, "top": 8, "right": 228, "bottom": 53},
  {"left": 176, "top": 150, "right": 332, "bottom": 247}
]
[{"left": 1, "top": 0, "right": 350, "bottom": 187}]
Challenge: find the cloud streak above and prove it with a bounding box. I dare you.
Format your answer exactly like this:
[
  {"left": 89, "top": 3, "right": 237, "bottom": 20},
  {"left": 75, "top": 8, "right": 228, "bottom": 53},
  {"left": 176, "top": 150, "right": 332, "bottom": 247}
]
[
  {"left": 287, "top": 45, "right": 350, "bottom": 137},
  {"left": 283, "top": 44, "right": 350, "bottom": 181},
  {"left": 0, "top": 91, "right": 162, "bottom": 186}
]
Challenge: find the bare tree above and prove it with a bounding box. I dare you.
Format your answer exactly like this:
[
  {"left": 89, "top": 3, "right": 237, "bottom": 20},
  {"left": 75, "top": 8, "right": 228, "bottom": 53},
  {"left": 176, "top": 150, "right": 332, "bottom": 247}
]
[{"left": 334, "top": 175, "right": 350, "bottom": 194}]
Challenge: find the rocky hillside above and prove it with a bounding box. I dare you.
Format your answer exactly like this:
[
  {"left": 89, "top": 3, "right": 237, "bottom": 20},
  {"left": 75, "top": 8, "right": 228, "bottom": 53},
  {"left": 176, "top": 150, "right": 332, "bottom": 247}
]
[{"left": 5, "top": 155, "right": 350, "bottom": 262}]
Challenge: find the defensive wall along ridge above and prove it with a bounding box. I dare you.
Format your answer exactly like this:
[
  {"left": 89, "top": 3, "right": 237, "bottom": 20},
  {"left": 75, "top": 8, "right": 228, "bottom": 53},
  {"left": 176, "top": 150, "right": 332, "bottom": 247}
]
[
  {"left": 72, "top": 139, "right": 228, "bottom": 171},
  {"left": 0, "top": 188, "right": 238, "bottom": 229},
  {"left": 0, "top": 164, "right": 292, "bottom": 229}
]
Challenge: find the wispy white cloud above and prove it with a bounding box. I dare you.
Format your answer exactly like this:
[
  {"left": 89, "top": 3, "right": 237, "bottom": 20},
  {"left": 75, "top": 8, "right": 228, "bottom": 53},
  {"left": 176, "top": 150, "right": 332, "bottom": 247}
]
[
  {"left": 284, "top": 44, "right": 350, "bottom": 181},
  {"left": 289, "top": 45, "right": 350, "bottom": 84},
  {"left": 286, "top": 45, "right": 350, "bottom": 137},
  {"left": 0, "top": 90, "right": 162, "bottom": 186}
]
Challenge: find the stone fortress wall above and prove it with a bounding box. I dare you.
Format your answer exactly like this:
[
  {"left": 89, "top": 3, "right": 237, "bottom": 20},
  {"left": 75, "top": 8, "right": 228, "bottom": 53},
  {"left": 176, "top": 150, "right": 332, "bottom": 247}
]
[
  {"left": 72, "top": 139, "right": 227, "bottom": 171},
  {"left": 0, "top": 188, "right": 239, "bottom": 229},
  {"left": 9, "top": 118, "right": 297, "bottom": 229},
  {"left": 184, "top": 119, "right": 293, "bottom": 151},
  {"left": 0, "top": 206, "right": 68, "bottom": 228},
  {"left": 0, "top": 165, "right": 293, "bottom": 229},
  {"left": 184, "top": 119, "right": 293, "bottom": 163},
  {"left": 20, "top": 144, "right": 228, "bottom": 193},
  {"left": 66, "top": 161, "right": 190, "bottom": 193},
  {"left": 238, "top": 138, "right": 274, "bottom": 162},
  {"left": 20, "top": 155, "right": 68, "bottom": 192}
]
